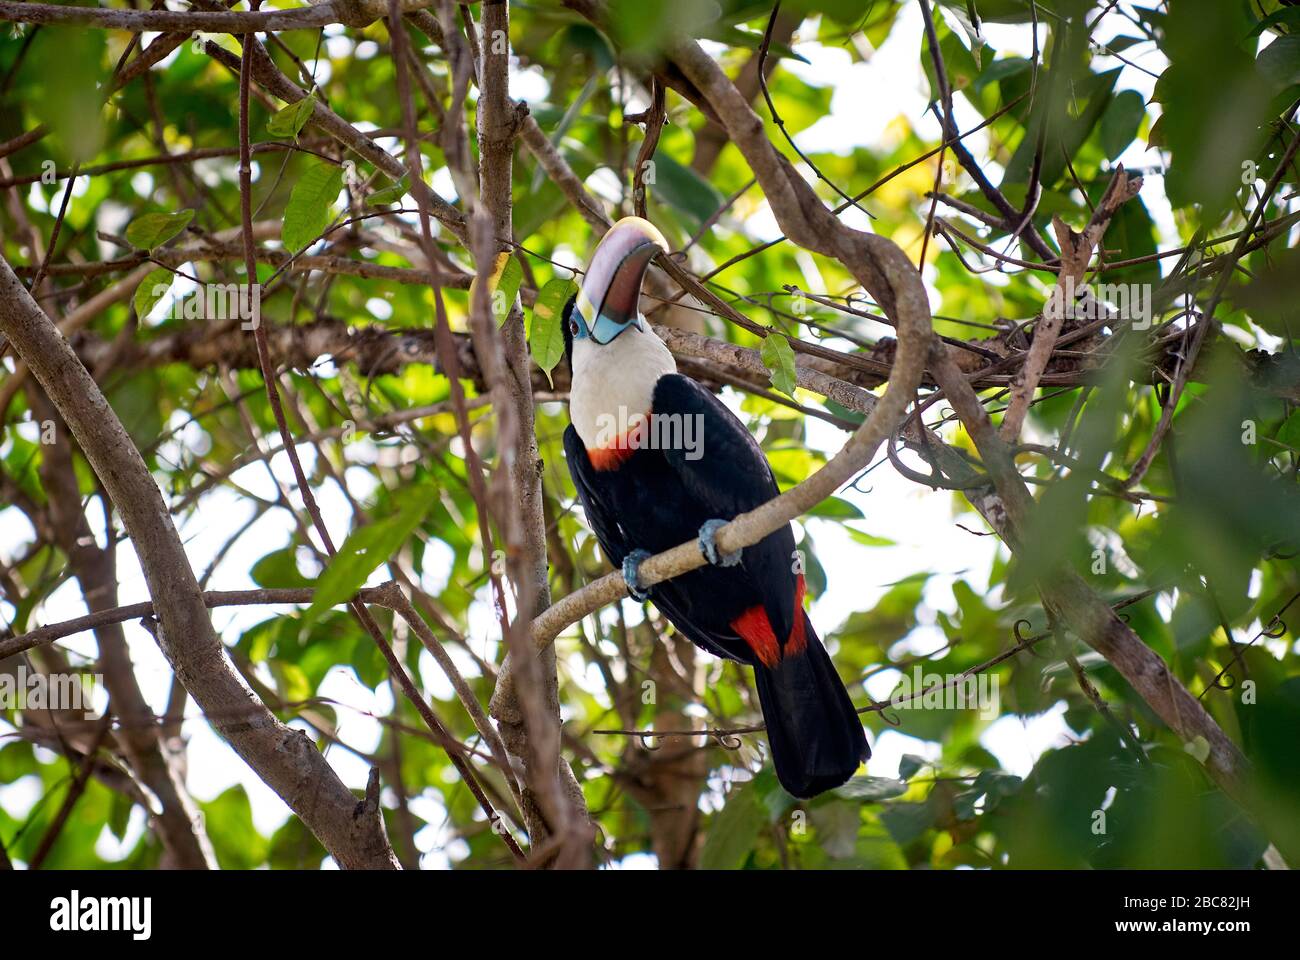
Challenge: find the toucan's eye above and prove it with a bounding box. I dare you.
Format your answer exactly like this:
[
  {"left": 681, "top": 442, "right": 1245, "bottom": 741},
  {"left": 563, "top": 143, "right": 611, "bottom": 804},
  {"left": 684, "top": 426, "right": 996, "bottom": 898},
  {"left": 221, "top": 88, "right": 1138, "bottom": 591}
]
[{"left": 569, "top": 318, "right": 580, "bottom": 337}]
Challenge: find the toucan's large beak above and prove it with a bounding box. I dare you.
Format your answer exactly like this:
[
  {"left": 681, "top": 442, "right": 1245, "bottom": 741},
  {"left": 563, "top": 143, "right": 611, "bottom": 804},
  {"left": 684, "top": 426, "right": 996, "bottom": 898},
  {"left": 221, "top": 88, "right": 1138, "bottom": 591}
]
[{"left": 574, "top": 216, "right": 668, "bottom": 345}]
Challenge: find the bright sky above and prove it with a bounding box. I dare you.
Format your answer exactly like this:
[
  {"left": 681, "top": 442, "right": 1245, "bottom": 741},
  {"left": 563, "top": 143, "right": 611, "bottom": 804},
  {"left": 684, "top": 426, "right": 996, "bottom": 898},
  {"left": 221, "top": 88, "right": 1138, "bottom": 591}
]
[{"left": 0, "top": 7, "right": 1184, "bottom": 868}]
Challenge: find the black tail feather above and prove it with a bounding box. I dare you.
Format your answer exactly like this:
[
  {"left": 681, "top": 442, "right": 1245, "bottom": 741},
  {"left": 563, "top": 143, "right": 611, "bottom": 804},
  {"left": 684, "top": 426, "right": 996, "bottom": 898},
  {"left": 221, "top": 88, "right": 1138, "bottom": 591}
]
[{"left": 752, "top": 615, "right": 869, "bottom": 798}]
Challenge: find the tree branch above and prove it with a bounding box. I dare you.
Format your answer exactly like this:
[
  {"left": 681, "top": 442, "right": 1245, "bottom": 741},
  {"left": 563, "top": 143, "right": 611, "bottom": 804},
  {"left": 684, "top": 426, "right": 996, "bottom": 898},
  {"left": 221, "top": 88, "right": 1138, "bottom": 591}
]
[
  {"left": 31, "top": 391, "right": 215, "bottom": 868},
  {"left": 0, "top": 254, "right": 400, "bottom": 869},
  {"left": 924, "top": 344, "right": 1292, "bottom": 862},
  {"left": 0, "top": 0, "right": 438, "bottom": 32},
  {"left": 1000, "top": 167, "right": 1142, "bottom": 442}
]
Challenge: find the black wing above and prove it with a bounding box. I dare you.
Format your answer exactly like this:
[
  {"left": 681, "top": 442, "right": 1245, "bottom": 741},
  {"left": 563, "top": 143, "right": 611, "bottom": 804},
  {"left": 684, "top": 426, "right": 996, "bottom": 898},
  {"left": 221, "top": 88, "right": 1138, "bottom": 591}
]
[
  {"left": 563, "top": 423, "right": 629, "bottom": 567},
  {"left": 651, "top": 374, "right": 801, "bottom": 643},
  {"left": 563, "top": 415, "right": 746, "bottom": 664}
]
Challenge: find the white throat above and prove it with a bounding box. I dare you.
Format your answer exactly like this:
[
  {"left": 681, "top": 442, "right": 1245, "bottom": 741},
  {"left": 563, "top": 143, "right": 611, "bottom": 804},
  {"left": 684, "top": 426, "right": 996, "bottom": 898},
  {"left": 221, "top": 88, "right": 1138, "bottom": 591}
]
[{"left": 569, "top": 323, "right": 677, "bottom": 450}]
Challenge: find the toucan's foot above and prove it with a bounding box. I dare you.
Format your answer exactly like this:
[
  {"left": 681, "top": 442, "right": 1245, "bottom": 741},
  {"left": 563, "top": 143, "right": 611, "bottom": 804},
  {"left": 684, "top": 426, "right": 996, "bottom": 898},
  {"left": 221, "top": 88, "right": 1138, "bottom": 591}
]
[
  {"left": 698, "top": 519, "right": 742, "bottom": 568},
  {"left": 622, "top": 550, "right": 653, "bottom": 601}
]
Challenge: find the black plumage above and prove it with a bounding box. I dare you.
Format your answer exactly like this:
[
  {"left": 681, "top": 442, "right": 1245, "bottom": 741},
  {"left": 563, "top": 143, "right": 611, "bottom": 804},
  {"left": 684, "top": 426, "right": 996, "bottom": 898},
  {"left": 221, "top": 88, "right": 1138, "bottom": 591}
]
[{"left": 564, "top": 372, "right": 869, "bottom": 797}]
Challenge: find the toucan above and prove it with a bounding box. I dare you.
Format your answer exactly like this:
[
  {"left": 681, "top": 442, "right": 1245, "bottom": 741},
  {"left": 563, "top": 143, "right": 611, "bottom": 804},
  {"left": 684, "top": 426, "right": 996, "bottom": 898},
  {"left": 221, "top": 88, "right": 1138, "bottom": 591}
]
[{"left": 561, "top": 216, "right": 869, "bottom": 798}]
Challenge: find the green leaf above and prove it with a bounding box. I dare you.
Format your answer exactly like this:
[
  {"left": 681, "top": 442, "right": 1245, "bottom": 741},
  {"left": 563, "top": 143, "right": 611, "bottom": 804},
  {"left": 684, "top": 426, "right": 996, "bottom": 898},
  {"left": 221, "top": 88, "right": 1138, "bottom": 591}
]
[
  {"left": 1099, "top": 35, "right": 1146, "bottom": 54},
  {"left": 106, "top": 369, "right": 163, "bottom": 451},
  {"left": 1257, "top": 35, "right": 1300, "bottom": 92},
  {"left": 133, "top": 267, "right": 174, "bottom": 319},
  {"left": 708, "top": 25, "right": 809, "bottom": 64},
  {"left": 1100, "top": 197, "right": 1160, "bottom": 286},
  {"left": 805, "top": 496, "right": 864, "bottom": 520},
  {"left": 1099, "top": 89, "right": 1145, "bottom": 160},
  {"left": 0, "top": 742, "right": 38, "bottom": 781},
  {"left": 124, "top": 209, "right": 194, "bottom": 250},
  {"left": 760, "top": 332, "right": 798, "bottom": 397},
  {"left": 202, "top": 786, "right": 268, "bottom": 870},
  {"left": 648, "top": 152, "right": 724, "bottom": 227},
  {"left": 921, "top": 23, "right": 981, "bottom": 96},
  {"left": 1184, "top": 735, "right": 1211, "bottom": 764},
  {"left": 898, "top": 754, "right": 926, "bottom": 781},
  {"left": 304, "top": 487, "right": 433, "bottom": 624},
  {"left": 786, "top": 0, "right": 868, "bottom": 26},
  {"left": 970, "top": 770, "right": 1023, "bottom": 812},
  {"left": 281, "top": 160, "right": 344, "bottom": 253},
  {"left": 1004, "top": 67, "right": 1121, "bottom": 187},
  {"left": 470, "top": 252, "right": 524, "bottom": 327},
  {"left": 266, "top": 92, "right": 316, "bottom": 138},
  {"left": 494, "top": 256, "right": 524, "bottom": 326},
  {"left": 250, "top": 547, "right": 312, "bottom": 589},
  {"left": 34, "top": 26, "right": 106, "bottom": 163},
  {"left": 833, "top": 776, "right": 908, "bottom": 802},
  {"left": 529, "top": 277, "right": 576, "bottom": 386},
  {"left": 953, "top": 789, "right": 980, "bottom": 821},
  {"left": 368, "top": 178, "right": 408, "bottom": 206},
  {"left": 269, "top": 814, "right": 326, "bottom": 869},
  {"left": 1250, "top": 8, "right": 1300, "bottom": 38},
  {"left": 1277, "top": 410, "right": 1300, "bottom": 451},
  {"left": 845, "top": 528, "right": 897, "bottom": 548},
  {"left": 529, "top": 74, "right": 597, "bottom": 193},
  {"left": 699, "top": 779, "right": 767, "bottom": 869},
  {"left": 975, "top": 56, "right": 1030, "bottom": 92},
  {"left": 810, "top": 800, "right": 862, "bottom": 859},
  {"left": 1160, "top": 1, "right": 1271, "bottom": 214},
  {"left": 107, "top": 791, "right": 133, "bottom": 842},
  {"left": 880, "top": 801, "right": 934, "bottom": 846}
]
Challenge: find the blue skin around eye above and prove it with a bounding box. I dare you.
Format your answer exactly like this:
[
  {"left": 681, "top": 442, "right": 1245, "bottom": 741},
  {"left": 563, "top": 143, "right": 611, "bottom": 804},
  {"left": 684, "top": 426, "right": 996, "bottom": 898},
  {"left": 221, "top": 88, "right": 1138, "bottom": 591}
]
[{"left": 571, "top": 305, "right": 591, "bottom": 340}]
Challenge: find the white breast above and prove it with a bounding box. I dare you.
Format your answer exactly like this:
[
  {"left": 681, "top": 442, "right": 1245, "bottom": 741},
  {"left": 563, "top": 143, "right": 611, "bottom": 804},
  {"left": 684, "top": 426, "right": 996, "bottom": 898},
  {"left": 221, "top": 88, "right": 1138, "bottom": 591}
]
[{"left": 569, "top": 324, "right": 677, "bottom": 450}]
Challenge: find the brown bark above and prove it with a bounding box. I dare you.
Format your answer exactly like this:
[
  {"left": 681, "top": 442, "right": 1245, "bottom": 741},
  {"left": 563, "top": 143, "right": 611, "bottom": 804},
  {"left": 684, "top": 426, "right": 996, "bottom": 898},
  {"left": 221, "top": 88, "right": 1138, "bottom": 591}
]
[
  {"left": 30, "top": 389, "right": 215, "bottom": 869},
  {"left": 0, "top": 254, "right": 400, "bottom": 869}
]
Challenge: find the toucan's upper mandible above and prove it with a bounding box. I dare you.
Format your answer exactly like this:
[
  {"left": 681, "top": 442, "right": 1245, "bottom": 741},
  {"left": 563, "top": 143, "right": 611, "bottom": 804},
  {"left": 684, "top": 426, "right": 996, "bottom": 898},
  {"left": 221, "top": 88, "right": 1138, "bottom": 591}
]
[{"left": 571, "top": 216, "right": 668, "bottom": 345}]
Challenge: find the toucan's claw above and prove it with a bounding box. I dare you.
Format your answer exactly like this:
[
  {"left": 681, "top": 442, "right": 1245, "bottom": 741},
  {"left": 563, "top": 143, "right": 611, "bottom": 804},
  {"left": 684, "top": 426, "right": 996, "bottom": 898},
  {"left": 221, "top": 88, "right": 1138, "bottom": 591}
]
[
  {"left": 698, "top": 519, "right": 742, "bottom": 568},
  {"left": 622, "top": 550, "right": 653, "bottom": 601}
]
